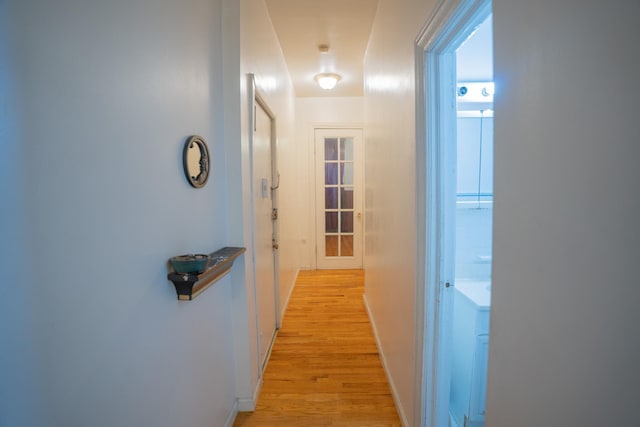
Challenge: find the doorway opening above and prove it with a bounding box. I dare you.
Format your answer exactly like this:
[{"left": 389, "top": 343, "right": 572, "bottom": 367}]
[
  {"left": 415, "top": 1, "right": 493, "bottom": 426},
  {"left": 450, "top": 15, "right": 493, "bottom": 427}
]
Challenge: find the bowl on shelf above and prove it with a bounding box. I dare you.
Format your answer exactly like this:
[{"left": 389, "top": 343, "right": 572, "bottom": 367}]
[{"left": 170, "top": 254, "right": 209, "bottom": 274}]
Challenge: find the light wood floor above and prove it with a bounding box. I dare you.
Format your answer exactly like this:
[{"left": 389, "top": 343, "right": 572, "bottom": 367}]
[{"left": 233, "top": 269, "right": 401, "bottom": 426}]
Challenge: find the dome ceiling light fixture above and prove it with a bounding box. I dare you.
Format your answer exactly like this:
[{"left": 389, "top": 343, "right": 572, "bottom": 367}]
[
  {"left": 314, "top": 44, "right": 341, "bottom": 90},
  {"left": 315, "top": 73, "right": 341, "bottom": 90}
]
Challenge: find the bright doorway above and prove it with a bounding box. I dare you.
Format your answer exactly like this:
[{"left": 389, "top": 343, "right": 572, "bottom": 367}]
[
  {"left": 415, "top": 0, "right": 493, "bottom": 426},
  {"left": 314, "top": 128, "right": 364, "bottom": 269},
  {"left": 450, "top": 15, "right": 493, "bottom": 427}
]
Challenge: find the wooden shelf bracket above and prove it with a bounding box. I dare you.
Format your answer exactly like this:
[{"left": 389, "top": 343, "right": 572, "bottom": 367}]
[{"left": 167, "top": 247, "right": 245, "bottom": 300}]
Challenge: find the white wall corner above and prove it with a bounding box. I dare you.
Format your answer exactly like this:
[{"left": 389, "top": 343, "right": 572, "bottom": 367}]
[{"left": 230, "top": 259, "right": 261, "bottom": 411}]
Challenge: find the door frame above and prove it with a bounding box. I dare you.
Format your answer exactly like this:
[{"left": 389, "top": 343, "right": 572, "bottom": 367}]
[
  {"left": 311, "top": 125, "right": 365, "bottom": 270},
  {"left": 247, "top": 74, "right": 280, "bottom": 373},
  {"left": 414, "top": 0, "right": 492, "bottom": 425},
  {"left": 254, "top": 88, "right": 281, "bottom": 329}
]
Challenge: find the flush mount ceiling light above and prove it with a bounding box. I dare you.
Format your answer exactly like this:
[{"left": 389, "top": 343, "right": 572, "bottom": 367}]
[{"left": 315, "top": 73, "right": 341, "bottom": 90}]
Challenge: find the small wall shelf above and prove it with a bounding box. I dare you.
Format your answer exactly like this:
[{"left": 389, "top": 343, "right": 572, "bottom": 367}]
[{"left": 167, "top": 247, "right": 245, "bottom": 300}]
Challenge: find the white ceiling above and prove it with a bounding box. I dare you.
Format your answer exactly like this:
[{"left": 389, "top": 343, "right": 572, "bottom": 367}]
[
  {"left": 264, "top": 1, "right": 492, "bottom": 98},
  {"left": 265, "top": 0, "right": 379, "bottom": 97}
]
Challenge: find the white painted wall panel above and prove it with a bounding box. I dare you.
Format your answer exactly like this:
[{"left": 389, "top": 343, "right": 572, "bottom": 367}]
[
  {"left": 362, "top": 0, "right": 437, "bottom": 424},
  {"left": 488, "top": 1, "right": 640, "bottom": 425},
  {"left": 234, "top": 0, "right": 297, "bottom": 405},
  {"left": 0, "top": 4, "right": 44, "bottom": 425},
  {"left": 1, "top": 1, "right": 237, "bottom": 425}
]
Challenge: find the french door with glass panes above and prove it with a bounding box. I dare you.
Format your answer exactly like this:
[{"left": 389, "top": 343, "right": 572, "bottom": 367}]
[{"left": 315, "top": 129, "right": 363, "bottom": 269}]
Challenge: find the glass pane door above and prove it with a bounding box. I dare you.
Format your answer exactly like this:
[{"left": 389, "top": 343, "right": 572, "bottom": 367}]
[
  {"left": 315, "top": 128, "right": 363, "bottom": 269},
  {"left": 323, "top": 137, "right": 354, "bottom": 257}
]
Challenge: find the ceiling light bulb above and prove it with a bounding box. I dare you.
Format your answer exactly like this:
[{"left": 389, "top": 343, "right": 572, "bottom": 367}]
[{"left": 315, "top": 73, "right": 341, "bottom": 90}]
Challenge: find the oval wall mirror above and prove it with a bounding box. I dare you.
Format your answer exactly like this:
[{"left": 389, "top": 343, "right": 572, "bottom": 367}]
[{"left": 183, "top": 135, "right": 210, "bottom": 188}]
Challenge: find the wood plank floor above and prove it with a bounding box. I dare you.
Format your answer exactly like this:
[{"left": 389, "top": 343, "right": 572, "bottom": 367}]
[{"left": 233, "top": 269, "right": 401, "bottom": 426}]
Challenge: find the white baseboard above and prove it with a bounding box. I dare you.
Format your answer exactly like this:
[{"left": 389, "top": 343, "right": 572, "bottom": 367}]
[
  {"left": 279, "top": 268, "right": 299, "bottom": 325},
  {"left": 363, "top": 294, "right": 410, "bottom": 427},
  {"left": 236, "top": 375, "right": 263, "bottom": 412},
  {"left": 224, "top": 400, "right": 239, "bottom": 427},
  {"left": 236, "top": 397, "right": 254, "bottom": 412}
]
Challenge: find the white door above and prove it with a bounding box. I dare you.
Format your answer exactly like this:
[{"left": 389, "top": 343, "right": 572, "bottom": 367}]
[
  {"left": 315, "top": 128, "right": 363, "bottom": 269},
  {"left": 253, "top": 96, "right": 278, "bottom": 370}
]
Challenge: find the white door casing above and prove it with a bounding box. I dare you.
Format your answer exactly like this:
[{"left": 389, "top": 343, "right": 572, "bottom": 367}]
[
  {"left": 314, "top": 128, "right": 363, "bottom": 269},
  {"left": 414, "top": 0, "right": 491, "bottom": 426}
]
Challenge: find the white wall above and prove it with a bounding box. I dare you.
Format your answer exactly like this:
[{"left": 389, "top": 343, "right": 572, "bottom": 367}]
[
  {"left": 455, "top": 206, "right": 493, "bottom": 281},
  {"left": 240, "top": 0, "right": 297, "bottom": 326},
  {"left": 457, "top": 117, "right": 494, "bottom": 197},
  {"left": 294, "top": 97, "right": 364, "bottom": 269},
  {"left": 362, "top": 0, "right": 437, "bottom": 424},
  {"left": 226, "top": 0, "right": 297, "bottom": 408},
  {"left": 0, "top": 3, "right": 43, "bottom": 425},
  {"left": 488, "top": 1, "right": 640, "bottom": 426},
  {"left": 1, "top": 1, "right": 239, "bottom": 426},
  {"left": 232, "top": 4, "right": 364, "bottom": 410},
  {"left": 456, "top": 117, "right": 494, "bottom": 281}
]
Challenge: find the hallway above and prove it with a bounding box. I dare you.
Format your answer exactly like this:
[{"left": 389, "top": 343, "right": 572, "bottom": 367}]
[{"left": 233, "top": 270, "right": 401, "bottom": 426}]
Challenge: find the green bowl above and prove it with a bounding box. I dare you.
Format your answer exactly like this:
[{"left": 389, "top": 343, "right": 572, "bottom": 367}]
[{"left": 170, "top": 254, "right": 209, "bottom": 274}]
